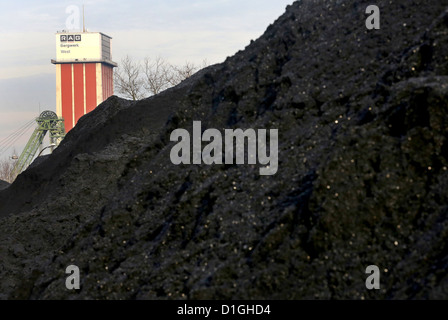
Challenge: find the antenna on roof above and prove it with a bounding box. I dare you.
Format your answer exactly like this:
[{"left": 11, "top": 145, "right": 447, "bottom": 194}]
[{"left": 83, "top": 4, "right": 86, "bottom": 32}]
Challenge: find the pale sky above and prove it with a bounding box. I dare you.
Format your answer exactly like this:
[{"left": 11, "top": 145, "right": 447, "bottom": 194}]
[{"left": 0, "top": 0, "right": 294, "bottom": 159}]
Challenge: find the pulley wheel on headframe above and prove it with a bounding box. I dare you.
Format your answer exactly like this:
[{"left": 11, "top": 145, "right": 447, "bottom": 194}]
[{"left": 39, "top": 110, "right": 58, "bottom": 119}]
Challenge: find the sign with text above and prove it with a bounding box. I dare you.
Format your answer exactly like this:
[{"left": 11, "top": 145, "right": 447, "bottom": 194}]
[{"left": 56, "top": 32, "right": 103, "bottom": 62}]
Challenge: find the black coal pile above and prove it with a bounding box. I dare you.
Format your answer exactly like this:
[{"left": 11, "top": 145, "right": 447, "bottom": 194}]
[
  {"left": 1, "top": 0, "right": 448, "bottom": 300},
  {"left": 0, "top": 180, "right": 9, "bottom": 191}
]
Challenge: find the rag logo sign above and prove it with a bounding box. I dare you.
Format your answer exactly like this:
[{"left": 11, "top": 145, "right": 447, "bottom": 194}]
[
  {"left": 60, "top": 35, "right": 82, "bottom": 42},
  {"left": 170, "top": 121, "right": 278, "bottom": 175}
]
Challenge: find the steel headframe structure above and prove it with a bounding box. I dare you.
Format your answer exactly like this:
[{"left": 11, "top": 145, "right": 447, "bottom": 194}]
[{"left": 12, "top": 110, "right": 66, "bottom": 177}]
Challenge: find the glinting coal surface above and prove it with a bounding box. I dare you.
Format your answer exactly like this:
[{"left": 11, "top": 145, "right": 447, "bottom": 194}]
[{"left": 1, "top": 0, "right": 448, "bottom": 299}]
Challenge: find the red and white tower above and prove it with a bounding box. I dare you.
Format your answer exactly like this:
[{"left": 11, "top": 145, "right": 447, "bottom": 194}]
[{"left": 52, "top": 31, "right": 117, "bottom": 132}]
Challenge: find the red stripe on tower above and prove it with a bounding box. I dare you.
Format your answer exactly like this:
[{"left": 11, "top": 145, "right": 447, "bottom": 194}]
[
  {"left": 74, "top": 63, "right": 84, "bottom": 125},
  {"left": 61, "top": 64, "right": 74, "bottom": 132},
  {"left": 85, "top": 63, "right": 97, "bottom": 113}
]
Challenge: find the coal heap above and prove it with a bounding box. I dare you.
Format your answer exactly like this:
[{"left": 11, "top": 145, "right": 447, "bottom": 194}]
[
  {"left": 0, "top": 180, "right": 9, "bottom": 191},
  {"left": 1, "top": 0, "right": 448, "bottom": 300}
]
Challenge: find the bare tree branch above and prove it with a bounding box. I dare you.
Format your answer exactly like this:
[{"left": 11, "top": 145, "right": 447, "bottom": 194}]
[
  {"left": 113, "top": 55, "right": 145, "bottom": 101},
  {"left": 113, "top": 56, "right": 209, "bottom": 100},
  {"left": 143, "top": 56, "right": 173, "bottom": 96},
  {"left": 169, "top": 61, "right": 200, "bottom": 86},
  {"left": 0, "top": 151, "right": 18, "bottom": 183}
]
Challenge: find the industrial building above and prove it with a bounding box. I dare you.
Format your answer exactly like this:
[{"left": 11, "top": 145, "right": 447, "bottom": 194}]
[
  {"left": 5, "top": 28, "right": 118, "bottom": 179},
  {"left": 51, "top": 31, "right": 117, "bottom": 132}
]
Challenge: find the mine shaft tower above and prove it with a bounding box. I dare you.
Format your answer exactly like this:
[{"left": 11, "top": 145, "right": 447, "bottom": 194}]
[
  {"left": 12, "top": 111, "right": 65, "bottom": 177},
  {"left": 51, "top": 30, "right": 117, "bottom": 132}
]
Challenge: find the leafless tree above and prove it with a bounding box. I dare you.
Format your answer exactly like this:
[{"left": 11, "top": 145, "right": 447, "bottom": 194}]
[
  {"left": 143, "top": 56, "right": 173, "bottom": 96},
  {"left": 0, "top": 153, "right": 17, "bottom": 183},
  {"left": 170, "top": 60, "right": 209, "bottom": 86},
  {"left": 114, "top": 56, "right": 209, "bottom": 100},
  {"left": 114, "top": 55, "right": 145, "bottom": 101},
  {"left": 169, "top": 61, "right": 196, "bottom": 86}
]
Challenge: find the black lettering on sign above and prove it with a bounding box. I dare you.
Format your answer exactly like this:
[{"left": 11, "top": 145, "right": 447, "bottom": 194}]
[{"left": 60, "top": 34, "right": 81, "bottom": 42}]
